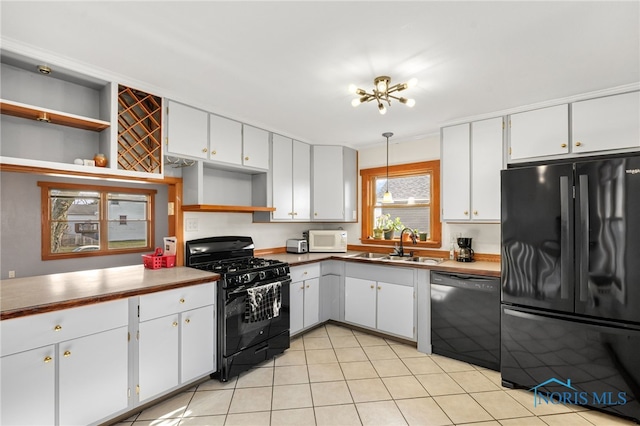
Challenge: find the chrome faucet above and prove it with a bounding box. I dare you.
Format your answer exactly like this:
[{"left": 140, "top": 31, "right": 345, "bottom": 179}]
[{"left": 394, "top": 227, "right": 418, "bottom": 257}]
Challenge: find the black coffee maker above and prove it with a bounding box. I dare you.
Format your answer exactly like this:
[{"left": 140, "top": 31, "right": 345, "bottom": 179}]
[{"left": 457, "top": 237, "right": 474, "bottom": 262}]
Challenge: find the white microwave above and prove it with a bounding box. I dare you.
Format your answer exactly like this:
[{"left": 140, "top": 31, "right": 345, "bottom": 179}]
[{"left": 308, "top": 230, "right": 348, "bottom": 253}]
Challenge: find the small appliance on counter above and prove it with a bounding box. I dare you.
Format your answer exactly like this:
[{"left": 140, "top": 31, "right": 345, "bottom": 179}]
[
  {"left": 308, "top": 229, "right": 347, "bottom": 253},
  {"left": 286, "top": 238, "right": 308, "bottom": 254},
  {"left": 456, "top": 237, "right": 474, "bottom": 262}
]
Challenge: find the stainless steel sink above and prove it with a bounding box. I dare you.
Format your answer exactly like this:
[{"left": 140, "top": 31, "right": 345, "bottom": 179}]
[
  {"left": 353, "top": 252, "right": 445, "bottom": 265},
  {"left": 352, "top": 252, "right": 390, "bottom": 259}
]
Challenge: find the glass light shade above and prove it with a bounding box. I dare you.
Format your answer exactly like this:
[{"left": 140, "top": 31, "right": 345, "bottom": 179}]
[
  {"left": 378, "top": 103, "right": 387, "bottom": 115},
  {"left": 406, "top": 98, "right": 416, "bottom": 107},
  {"left": 348, "top": 84, "right": 357, "bottom": 93},
  {"left": 351, "top": 98, "right": 362, "bottom": 107},
  {"left": 382, "top": 191, "right": 394, "bottom": 203},
  {"left": 376, "top": 79, "right": 388, "bottom": 93},
  {"left": 407, "top": 78, "right": 418, "bottom": 88}
]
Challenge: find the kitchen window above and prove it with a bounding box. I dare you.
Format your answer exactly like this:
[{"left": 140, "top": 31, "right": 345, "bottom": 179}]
[
  {"left": 360, "top": 161, "right": 441, "bottom": 248},
  {"left": 39, "top": 182, "right": 156, "bottom": 259}
]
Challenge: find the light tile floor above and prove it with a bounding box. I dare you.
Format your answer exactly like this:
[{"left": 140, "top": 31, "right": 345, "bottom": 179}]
[{"left": 115, "top": 324, "right": 636, "bottom": 426}]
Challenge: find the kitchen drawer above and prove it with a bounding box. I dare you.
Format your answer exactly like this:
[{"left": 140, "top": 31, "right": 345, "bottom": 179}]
[
  {"left": 290, "top": 263, "right": 320, "bottom": 283},
  {"left": 139, "top": 282, "right": 215, "bottom": 322},
  {"left": 0, "top": 299, "right": 128, "bottom": 357}
]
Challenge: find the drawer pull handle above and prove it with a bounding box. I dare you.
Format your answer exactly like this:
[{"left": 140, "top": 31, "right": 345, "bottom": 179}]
[
  {"left": 63, "top": 351, "right": 71, "bottom": 357},
  {"left": 306, "top": 285, "right": 310, "bottom": 288},
  {"left": 463, "top": 211, "right": 469, "bottom": 215},
  {"left": 561, "top": 143, "right": 567, "bottom": 148},
  {"left": 185, "top": 319, "right": 191, "bottom": 324},
  {"left": 172, "top": 322, "right": 178, "bottom": 327},
  {"left": 300, "top": 286, "right": 304, "bottom": 290},
  {"left": 378, "top": 286, "right": 381, "bottom": 290},
  {"left": 44, "top": 356, "right": 53, "bottom": 363},
  {"left": 54, "top": 325, "right": 62, "bottom": 332},
  {"left": 575, "top": 142, "right": 582, "bottom": 147},
  {"left": 179, "top": 298, "right": 185, "bottom": 304},
  {"left": 245, "top": 156, "right": 249, "bottom": 161},
  {"left": 473, "top": 211, "right": 478, "bottom": 216},
  {"left": 370, "top": 285, "right": 374, "bottom": 289}
]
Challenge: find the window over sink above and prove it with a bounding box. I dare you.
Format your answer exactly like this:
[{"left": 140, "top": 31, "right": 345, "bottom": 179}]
[
  {"left": 38, "top": 181, "right": 156, "bottom": 260},
  {"left": 360, "top": 161, "right": 441, "bottom": 248}
]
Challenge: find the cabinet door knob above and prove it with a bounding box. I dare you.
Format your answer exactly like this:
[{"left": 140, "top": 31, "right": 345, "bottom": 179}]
[
  {"left": 575, "top": 142, "right": 582, "bottom": 147},
  {"left": 561, "top": 143, "right": 567, "bottom": 148},
  {"left": 202, "top": 148, "right": 208, "bottom": 153},
  {"left": 473, "top": 210, "right": 478, "bottom": 216},
  {"left": 464, "top": 211, "right": 469, "bottom": 216},
  {"left": 306, "top": 285, "right": 310, "bottom": 288},
  {"left": 245, "top": 156, "right": 249, "bottom": 161},
  {"left": 185, "top": 318, "right": 191, "bottom": 324},
  {"left": 370, "top": 284, "right": 374, "bottom": 289},
  {"left": 314, "top": 213, "right": 318, "bottom": 216},
  {"left": 172, "top": 321, "right": 178, "bottom": 327},
  {"left": 212, "top": 150, "right": 217, "bottom": 155},
  {"left": 300, "top": 286, "right": 304, "bottom": 290},
  {"left": 304, "top": 271, "right": 308, "bottom": 275},
  {"left": 63, "top": 350, "right": 71, "bottom": 357},
  {"left": 44, "top": 356, "right": 53, "bottom": 363},
  {"left": 293, "top": 212, "right": 298, "bottom": 216},
  {"left": 179, "top": 298, "right": 185, "bottom": 304},
  {"left": 54, "top": 325, "right": 62, "bottom": 332},
  {"left": 377, "top": 286, "right": 381, "bottom": 290}
]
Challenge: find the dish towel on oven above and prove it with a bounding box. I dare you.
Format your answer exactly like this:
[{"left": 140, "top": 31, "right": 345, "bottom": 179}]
[{"left": 245, "top": 281, "right": 282, "bottom": 322}]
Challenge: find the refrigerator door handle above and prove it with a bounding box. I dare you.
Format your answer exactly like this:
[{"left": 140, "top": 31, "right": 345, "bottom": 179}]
[
  {"left": 559, "top": 176, "right": 571, "bottom": 300},
  {"left": 578, "top": 174, "right": 589, "bottom": 302}
]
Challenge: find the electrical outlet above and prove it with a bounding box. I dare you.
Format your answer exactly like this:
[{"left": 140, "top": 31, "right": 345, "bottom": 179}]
[
  {"left": 185, "top": 218, "right": 198, "bottom": 232},
  {"left": 8, "top": 270, "right": 15, "bottom": 278}
]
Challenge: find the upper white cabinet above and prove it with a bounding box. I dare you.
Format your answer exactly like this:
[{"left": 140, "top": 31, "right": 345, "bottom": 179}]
[
  {"left": 270, "top": 134, "right": 311, "bottom": 221},
  {"left": 442, "top": 117, "right": 503, "bottom": 222},
  {"left": 242, "top": 125, "right": 270, "bottom": 170},
  {"left": 209, "top": 114, "right": 242, "bottom": 165},
  {"left": 0, "top": 49, "right": 164, "bottom": 179},
  {"left": 166, "top": 100, "right": 209, "bottom": 159},
  {"left": 312, "top": 145, "right": 358, "bottom": 222},
  {"left": 508, "top": 104, "right": 569, "bottom": 161},
  {"left": 572, "top": 91, "right": 640, "bottom": 153}
]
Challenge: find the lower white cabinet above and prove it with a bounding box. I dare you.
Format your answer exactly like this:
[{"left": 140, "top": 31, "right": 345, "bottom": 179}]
[
  {"left": 0, "top": 299, "right": 129, "bottom": 426},
  {"left": 58, "top": 326, "right": 128, "bottom": 426},
  {"left": 137, "top": 282, "right": 216, "bottom": 403},
  {"left": 290, "top": 264, "right": 320, "bottom": 335},
  {"left": 1, "top": 345, "right": 56, "bottom": 426},
  {"left": 344, "top": 264, "right": 415, "bottom": 340}
]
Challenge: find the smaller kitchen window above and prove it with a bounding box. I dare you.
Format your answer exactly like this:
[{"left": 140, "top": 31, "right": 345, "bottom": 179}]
[
  {"left": 360, "top": 161, "right": 441, "bottom": 248},
  {"left": 39, "top": 181, "right": 156, "bottom": 260}
]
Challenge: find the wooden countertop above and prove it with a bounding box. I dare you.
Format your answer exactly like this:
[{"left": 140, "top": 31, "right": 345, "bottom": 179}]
[
  {"left": 0, "top": 265, "right": 219, "bottom": 320},
  {"left": 1, "top": 252, "right": 498, "bottom": 321},
  {"left": 264, "top": 251, "right": 501, "bottom": 277}
]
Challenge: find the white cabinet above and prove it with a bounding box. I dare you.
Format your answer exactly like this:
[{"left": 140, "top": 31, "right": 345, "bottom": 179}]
[
  {"left": 209, "top": 114, "right": 242, "bottom": 165},
  {"left": 508, "top": 104, "right": 569, "bottom": 161},
  {"left": 166, "top": 100, "right": 209, "bottom": 159},
  {"left": 0, "top": 299, "right": 128, "bottom": 426},
  {"left": 344, "top": 264, "right": 415, "bottom": 340},
  {"left": 58, "top": 326, "right": 128, "bottom": 426},
  {"left": 572, "top": 91, "right": 640, "bottom": 153},
  {"left": 290, "top": 264, "right": 320, "bottom": 335},
  {"left": 271, "top": 134, "right": 311, "bottom": 221},
  {"left": 1, "top": 345, "right": 56, "bottom": 426},
  {"left": 242, "top": 125, "right": 270, "bottom": 170},
  {"left": 441, "top": 117, "right": 503, "bottom": 222},
  {"left": 312, "top": 145, "right": 358, "bottom": 222},
  {"left": 137, "top": 282, "right": 216, "bottom": 403}
]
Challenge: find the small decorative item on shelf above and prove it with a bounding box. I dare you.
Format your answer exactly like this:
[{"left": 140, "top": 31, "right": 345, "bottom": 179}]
[
  {"left": 73, "top": 158, "right": 83, "bottom": 165},
  {"left": 419, "top": 232, "right": 428, "bottom": 241},
  {"left": 93, "top": 153, "right": 107, "bottom": 167}
]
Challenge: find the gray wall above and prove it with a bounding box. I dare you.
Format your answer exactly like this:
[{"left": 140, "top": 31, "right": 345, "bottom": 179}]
[{"left": 0, "top": 171, "right": 169, "bottom": 279}]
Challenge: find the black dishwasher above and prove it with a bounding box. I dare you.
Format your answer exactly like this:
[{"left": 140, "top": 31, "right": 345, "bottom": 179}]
[{"left": 430, "top": 271, "right": 500, "bottom": 370}]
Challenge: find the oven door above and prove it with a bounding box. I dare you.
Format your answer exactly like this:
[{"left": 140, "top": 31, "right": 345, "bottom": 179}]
[{"left": 221, "top": 277, "right": 291, "bottom": 357}]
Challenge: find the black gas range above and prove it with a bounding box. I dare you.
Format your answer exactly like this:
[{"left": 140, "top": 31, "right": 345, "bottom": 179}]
[{"left": 185, "top": 236, "right": 291, "bottom": 382}]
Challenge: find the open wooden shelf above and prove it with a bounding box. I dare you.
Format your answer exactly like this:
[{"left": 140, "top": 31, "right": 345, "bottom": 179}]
[
  {"left": 182, "top": 205, "right": 276, "bottom": 213},
  {"left": 0, "top": 99, "right": 110, "bottom": 131}
]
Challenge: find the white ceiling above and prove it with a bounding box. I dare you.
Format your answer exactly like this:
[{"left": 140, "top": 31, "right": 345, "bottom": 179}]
[{"left": 1, "top": 1, "right": 639, "bottom": 148}]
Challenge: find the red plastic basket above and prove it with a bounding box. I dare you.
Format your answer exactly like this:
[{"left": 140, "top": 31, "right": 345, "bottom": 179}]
[
  {"left": 142, "top": 254, "right": 163, "bottom": 269},
  {"left": 162, "top": 255, "right": 176, "bottom": 268}
]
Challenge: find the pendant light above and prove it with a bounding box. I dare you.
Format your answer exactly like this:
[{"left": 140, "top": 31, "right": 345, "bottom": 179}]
[{"left": 382, "top": 132, "right": 394, "bottom": 203}]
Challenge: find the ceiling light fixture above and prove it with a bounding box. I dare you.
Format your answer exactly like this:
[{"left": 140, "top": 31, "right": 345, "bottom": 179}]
[
  {"left": 382, "top": 132, "right": 394, "bottom": 203},
  {"left": 350, "top": 76, "right": 417, "bottom": 115}
]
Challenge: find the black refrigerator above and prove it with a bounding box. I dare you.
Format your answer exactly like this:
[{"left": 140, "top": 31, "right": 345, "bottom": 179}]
[{"left": 500, "top": 154, "right": 640, "bottom": 422}]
